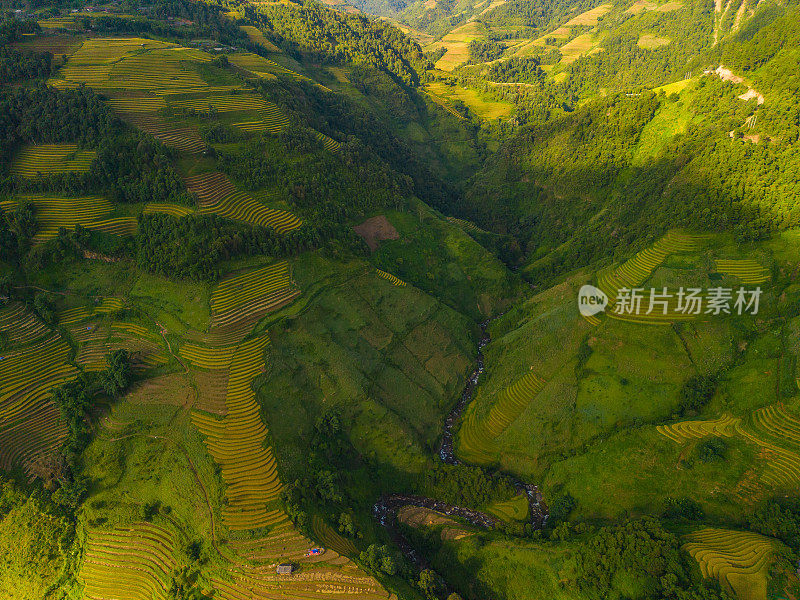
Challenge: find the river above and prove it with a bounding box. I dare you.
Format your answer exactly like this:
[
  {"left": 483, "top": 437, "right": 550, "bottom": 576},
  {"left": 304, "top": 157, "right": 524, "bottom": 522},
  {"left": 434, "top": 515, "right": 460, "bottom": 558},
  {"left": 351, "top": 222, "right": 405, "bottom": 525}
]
[{"left": 372, "top": 319, "right": 548, "bottom": 568}]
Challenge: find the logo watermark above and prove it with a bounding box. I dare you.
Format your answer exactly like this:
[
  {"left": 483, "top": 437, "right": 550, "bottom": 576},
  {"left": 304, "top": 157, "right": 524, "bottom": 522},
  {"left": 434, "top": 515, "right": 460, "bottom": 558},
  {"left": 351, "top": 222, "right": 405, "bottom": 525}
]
[
  {"left": 578, "top": 286, "right": 762, "bottom": 317},
  {"left": 578, "top": 285, "right": 609, "bottom": 317}
]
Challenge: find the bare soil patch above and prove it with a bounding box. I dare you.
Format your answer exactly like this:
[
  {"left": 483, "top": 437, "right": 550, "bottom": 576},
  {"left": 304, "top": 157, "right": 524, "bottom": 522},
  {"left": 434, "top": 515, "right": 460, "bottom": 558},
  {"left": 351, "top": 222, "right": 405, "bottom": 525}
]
[{"left": 353, "top": 215, "right": 400, "bottom": 251}]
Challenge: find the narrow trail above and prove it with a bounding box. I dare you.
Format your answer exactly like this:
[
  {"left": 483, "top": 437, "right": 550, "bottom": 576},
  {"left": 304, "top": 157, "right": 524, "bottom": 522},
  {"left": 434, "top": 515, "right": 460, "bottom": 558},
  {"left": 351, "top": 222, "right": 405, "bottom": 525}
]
[
  {"left": 99, "top": 430, "right": 253, "bottom": 569},
  {"left": 153, "top": 319, "right": 188, "bottom": 373}
]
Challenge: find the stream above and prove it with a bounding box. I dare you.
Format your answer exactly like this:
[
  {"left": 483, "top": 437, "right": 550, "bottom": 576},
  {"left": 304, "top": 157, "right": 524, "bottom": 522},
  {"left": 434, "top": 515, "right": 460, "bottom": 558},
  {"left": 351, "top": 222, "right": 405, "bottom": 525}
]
[{"left": 372, "top": 320, "right": 548, "bottom": 568}]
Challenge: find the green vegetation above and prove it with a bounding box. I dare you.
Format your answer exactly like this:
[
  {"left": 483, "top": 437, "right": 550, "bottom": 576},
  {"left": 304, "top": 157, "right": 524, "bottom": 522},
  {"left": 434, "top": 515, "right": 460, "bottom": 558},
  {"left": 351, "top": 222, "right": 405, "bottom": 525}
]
[{"left": 2, "top": 0, "right": 800, "bottom": 598}]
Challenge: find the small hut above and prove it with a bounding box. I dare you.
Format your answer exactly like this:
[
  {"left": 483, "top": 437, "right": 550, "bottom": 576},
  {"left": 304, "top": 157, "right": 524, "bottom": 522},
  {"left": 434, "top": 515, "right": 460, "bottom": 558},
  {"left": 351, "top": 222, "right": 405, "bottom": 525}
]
[{"left": 276, "top": 563, "right": 294, "bottom": 575}]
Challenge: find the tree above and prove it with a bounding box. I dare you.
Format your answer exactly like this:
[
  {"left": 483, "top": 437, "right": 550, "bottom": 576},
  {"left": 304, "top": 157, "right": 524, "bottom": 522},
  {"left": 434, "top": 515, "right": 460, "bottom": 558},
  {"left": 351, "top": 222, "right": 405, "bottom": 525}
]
[
  {"left": 338, "top": 512, "right": 360, "bottom": 538},
  {"left": 32, "top": 292, "right": 55, "bottom": 325},
  {"left": 679, "top": 375, "right": 718, "bottom": 415},
  {"left": 418, "top": 569, "right": 443, "bottom": 599},
  {"left": 359, "top": 544, "right": 406, "bottom": 576},
  {"left": 101, "top": 349, "right": 132, "bottom": 397}
]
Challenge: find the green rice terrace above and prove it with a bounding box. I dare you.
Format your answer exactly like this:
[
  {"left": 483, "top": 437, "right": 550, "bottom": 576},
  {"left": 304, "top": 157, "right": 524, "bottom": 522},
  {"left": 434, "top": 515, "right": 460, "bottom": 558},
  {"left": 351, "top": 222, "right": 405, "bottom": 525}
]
[{"left": 2, "top": 0, "right": 800, "bottom": 598}]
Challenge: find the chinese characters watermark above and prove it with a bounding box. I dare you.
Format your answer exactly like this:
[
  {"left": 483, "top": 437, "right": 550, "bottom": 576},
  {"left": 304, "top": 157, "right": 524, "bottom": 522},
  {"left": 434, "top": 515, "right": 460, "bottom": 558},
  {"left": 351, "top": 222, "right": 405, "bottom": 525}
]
[{"left": 578, "top": 285, "right": 761, "bottom": 318}]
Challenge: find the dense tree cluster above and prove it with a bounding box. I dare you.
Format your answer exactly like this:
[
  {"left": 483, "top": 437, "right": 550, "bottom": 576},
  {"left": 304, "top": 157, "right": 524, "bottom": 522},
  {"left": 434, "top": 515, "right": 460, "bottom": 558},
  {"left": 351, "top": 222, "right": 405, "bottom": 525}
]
[
  {"left": 241, "top": 1, "right": 429, "bottom": 86},
  {"left": 16, "top": 132, "right": 194, "bottom": 206},
  {"left": 0, "top": 203, "right": 35, "bottom": 260},
  {"left": 414, "top": 463, "right": 517, "bottom": 509},
  {"left": 487, "top": 57, "right": 545, "bottom": 84},
  {"left": 359, "top": 543, "right": 410, "bottom": 577},
  {"left": 93, "top": 134, "right": 194, "bottom": 205},
  {"left": 749, "top": 499, "right": 800, "bottom": 551},
  {"left": 135, "top": 213, "right": 361, "bottom": 281},
  {"left": 0, "top": 17, "right": 40, "bottom": 44},
  {"left": 94, "top": 3, "right": 243, "bottom": 44},
  {"left": 250, "top": 75, "right": 460, "bottom": 214},
  {"left": 559, "top": 1, "right": 714, "bottom": 99},
  {"left": 218, "top": 132, "right": 410, "bottom": 224},
  {"left": 678, "top": 374, "right": 719, "bottom": 415},
  {"left": 480, "top": 0, "right": 600, "bottom": 34},
  {"left": 468, "top": 39, "right": 503, "bottom": 62},
  {"left": 0, "top": 45, "right": 52, "bottom": 84},
  {"left": 0, "top": 85, "right": 118, "bottom": 177},
  {"left": 570, "top": 518, "right": 731, "bottom": 600}
]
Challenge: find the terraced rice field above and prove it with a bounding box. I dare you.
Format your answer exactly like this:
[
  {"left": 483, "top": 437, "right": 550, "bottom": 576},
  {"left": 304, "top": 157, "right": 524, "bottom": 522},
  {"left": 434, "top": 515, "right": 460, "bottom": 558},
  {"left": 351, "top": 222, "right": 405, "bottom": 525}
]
[
  {"left": 315, "top": 131, "right": 342, "bottom": 152},
  {"left": 375, "top": 269, "right": 407, "bottom": 287},
  {"left": 0, "top": 334, "right": 74, "bottom": 476},
  {"left": 232, "top": 101, "right": 291, "bottom": 134},
  {"left": 185, "top": 171, "right": 302, "bottom": 233},
  {"left": 75, "top": 322, "right": 169, "bottom": 373},
  {"left": 191, "top": 334, "right": 283, "bottom": 531},
  {"left": 11, "top": 144, "right": 96, "bottom": 177},
  {"left": 226, "top": 517, "right": 314, "bottom": 562},
  {"left": 60, "top": 297, "right": 125, "bottom": 325},
  {"left": 487, "top": 494, "right": 529, "bottom": 521},
  {"left": 736, "top": 404, "right": 800, "bottom": 489},
  {"left": 446, "top": 216, "right": 484, "bottom": 233},
  {"left": 229, "top": 49, "right": 316, "bottom": 84},
  {"left": 0, "top": 302, "right": 48, "bottom": 347},
  {"left": 57, "top": 38, "right": 216, "bottom": 95},
  {"left": 80, "top": 523, "right": 176, "bottom": 600},
  {"left": 2, "top": 195, "right": 107, "bottom": 241},
  {"left": 37, "top": 16, "right": 77, "bottom": 29},
  {"left": 424, "top": 89, "right": 468, "bottom": 120},
  {"left": 657, "top": 413, "right": 740, "bottom": 443},
  {"left": 86, "top": 216, "right": 138, "bottom": 237},
  {"left": 52, "top": 38, "right": 165, "bottom": 88},
  {"left": 715, "top": 259, "right": 770, "bottom": 284},
  {"left": 211, "top": 564, "right": 390, "bottom": 600},
  {"left": 683, "top": 528, "right": 775, "bottom": 600},
  {"left": 459, "top": 371, "right": 546, "bottom": 461},
  {"left": 0, "top": 196, "right": 136, "bottom": 242},
  {"left": 122, "top": 113, "right": 206, "bottom": 153},
  {"left": 596, "top": 230, "right": 712, "bottom": 325},
  {"left": 659, "top": 404, "right": 800, "bottom": 493},
  {"left": 311, "top": 514, "right": 358, "bottom": 557},
  {"left": 209, "top": 261, "right": 300, "bottom": 337},
  {"left": 106, "top": 96, "right": 167, "bottom": 113},
  {"left": 180, "top": 342, "right": 238, "bottom": 369},
  {"left": 143, "top": 203, "right": 195, "bottom": 217},
  {"left": 52, "top": 38, "right": 254, "bottom": 153},
  {"left": 170, "top": 93, "right": 269, "bottom": 113},
  {"left": 239, "top": 25, "right": 282, "bottom": 52}
]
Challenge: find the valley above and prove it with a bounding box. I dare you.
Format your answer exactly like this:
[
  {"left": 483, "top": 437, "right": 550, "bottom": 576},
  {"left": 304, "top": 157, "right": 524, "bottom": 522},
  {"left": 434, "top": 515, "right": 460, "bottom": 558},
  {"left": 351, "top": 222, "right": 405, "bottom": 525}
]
[{"left": 1, "top": 0, "right": 800, "bottom": 598}]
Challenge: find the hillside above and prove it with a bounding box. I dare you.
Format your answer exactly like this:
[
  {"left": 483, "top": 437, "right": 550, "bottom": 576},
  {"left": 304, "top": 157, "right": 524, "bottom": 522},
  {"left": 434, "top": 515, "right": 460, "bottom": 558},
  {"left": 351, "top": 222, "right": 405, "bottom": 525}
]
[{"left": 2, "top": 0, "right": 800, "bottom": 598}]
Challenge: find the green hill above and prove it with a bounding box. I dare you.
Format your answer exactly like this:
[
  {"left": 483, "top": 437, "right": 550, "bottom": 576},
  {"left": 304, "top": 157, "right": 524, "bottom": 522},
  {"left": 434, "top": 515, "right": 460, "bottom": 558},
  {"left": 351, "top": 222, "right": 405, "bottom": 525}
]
[{"left": 2, "top": 0, "right": 800, "bottom": 599}]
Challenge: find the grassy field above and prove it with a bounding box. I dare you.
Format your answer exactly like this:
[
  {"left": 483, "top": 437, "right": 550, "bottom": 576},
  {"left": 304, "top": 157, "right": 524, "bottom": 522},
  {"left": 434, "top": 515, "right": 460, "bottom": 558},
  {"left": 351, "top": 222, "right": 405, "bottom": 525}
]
[
  {"left": 426, "top": 22, "right": 486, "bottom": 71},
  {"left": 421, "top": 533, "right": 581, "bottom": 600},
  {"left": 559, "top": 33, "right": 598, "bottom": 65},
  {"left": 372, "top": 208, "right": 521, "bottom": 318},
  {"left": 638, "top": 33, "right": 671, "bottom": 48},
  {"left": 632, "top": 85, "right": 696, "bottom": 164},
  {"left": 457, "top": 229, "right": 795, "bottom": 521},
  {"left": 257, "top": 252, "right": 476, "bottom": 492},
  {"left": 425, "top": 81, "right": 514, "bottom": 121}
]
